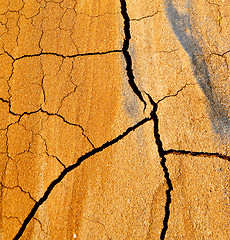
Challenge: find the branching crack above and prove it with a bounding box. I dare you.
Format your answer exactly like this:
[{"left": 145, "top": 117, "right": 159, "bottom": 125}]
[
  {"left": 120, "top": 1, "right": 173, "bottom": 238},
  {"left": 0, "top": 182, "right": 37, "bottom": 203},
  {"left": 145, "top": 93, "right": 173, "bottom": 240},
  {"left": 3, "top": 2, "right": 230, "bottom": 239},
  {"left": 40, "top": 133, "right": 66, "bottom": 169},
  {"left": 40, "top": 109, "right": 95, "bottom": 148},
  {"left": 1, "top": 100, "right": 95, "bottom": 151},
  {"left": 13, "top": 116, "right": 152, "bottom": 239}
]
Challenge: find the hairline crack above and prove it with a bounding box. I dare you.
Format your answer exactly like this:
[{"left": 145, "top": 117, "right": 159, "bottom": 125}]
[{"left": 13, "top": 116, "right": 152, "bottom": 239}]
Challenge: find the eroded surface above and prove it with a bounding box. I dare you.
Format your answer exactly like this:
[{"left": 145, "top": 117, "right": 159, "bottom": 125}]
[{"left": 0, "top": 0, "right": 229, "bottom": 239}]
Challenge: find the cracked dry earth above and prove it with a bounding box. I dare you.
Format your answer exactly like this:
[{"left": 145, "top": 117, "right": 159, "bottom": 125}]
[{"left": 0, "top": 0, "right": 229, "bottom": 239}]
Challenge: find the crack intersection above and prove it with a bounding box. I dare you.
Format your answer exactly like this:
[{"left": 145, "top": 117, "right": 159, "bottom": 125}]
[
  {"left": 0, "top": 182, "right": 37, "bottom": 203},
  {"left": 1, "top": 1, "right": 229, "bottom": 239},
  {"left": 13, "top": 115, "right": 153, "bottom": 240},
  {"left": 145, "top": 93, "right": 173, "bottom": 240},
  {"left": 120, "top": 1, "right": 173, "bottom": 238}
]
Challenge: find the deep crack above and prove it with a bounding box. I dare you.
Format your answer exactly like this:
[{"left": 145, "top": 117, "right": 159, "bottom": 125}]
[
  {"left": 120, "top": 0, "right": 146, "bottom": 109},
  {"left": 0, "top": 98, "right": 9, "bottom": 103},
  {"left": 164, "top": 149, "right": 230, "bottom": 161},
  {"left": 120, "top": 1, "right": 172, "bottom": 238},
  {"left": 2, "top": 1, "right": 229, "bottom": 239},
  {"left": 146, "top": 93, "right": 173, "bottom": 240},
  {"left": 13, "top": 116, "right": 152, "bottom": 239}
]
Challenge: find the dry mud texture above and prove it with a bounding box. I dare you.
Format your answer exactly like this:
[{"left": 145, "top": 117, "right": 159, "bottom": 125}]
[{"left": 0, "top": 0, "right": 229, "bottom": 239}]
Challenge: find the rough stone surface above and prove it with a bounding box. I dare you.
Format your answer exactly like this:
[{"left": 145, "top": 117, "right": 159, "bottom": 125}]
[{"left": 0, "top": 0, "right": 229, "bottom": 239}]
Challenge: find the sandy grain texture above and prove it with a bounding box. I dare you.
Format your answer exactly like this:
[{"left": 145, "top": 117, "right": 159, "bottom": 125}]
[{"left": 0, "top": 0, "right": 229, "bottom": 239}]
